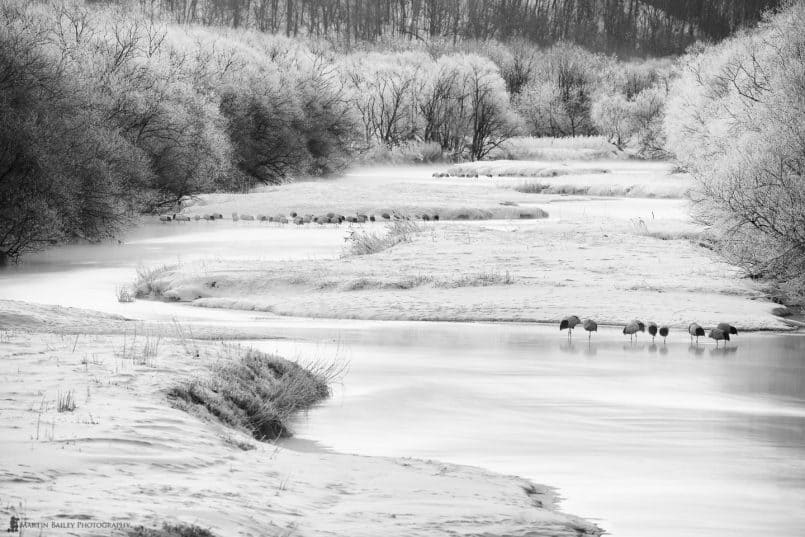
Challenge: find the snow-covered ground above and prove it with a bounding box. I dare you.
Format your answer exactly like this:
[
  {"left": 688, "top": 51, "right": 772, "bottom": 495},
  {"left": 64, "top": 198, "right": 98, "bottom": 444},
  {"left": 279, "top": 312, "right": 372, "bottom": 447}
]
[{"left": 152, "top": 162, "right": 786, "bottom": 330}]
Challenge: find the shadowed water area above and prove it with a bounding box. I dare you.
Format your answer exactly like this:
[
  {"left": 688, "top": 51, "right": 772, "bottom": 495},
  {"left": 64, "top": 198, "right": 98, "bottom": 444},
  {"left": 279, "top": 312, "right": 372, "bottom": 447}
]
[{"left": 1, "top": 221, "right": 803, "bottom": 537}]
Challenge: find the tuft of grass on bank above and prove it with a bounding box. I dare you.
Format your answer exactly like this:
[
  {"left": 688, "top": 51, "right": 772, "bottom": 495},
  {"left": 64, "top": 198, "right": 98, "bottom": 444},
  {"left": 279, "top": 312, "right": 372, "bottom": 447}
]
[
  {"left": 435, "top": 269, "right": 514, "bottom": 288},
  {"left": 510, "top": 179, "right": 687, "bottom": 199},
  {"left": 116, "top": 285, "right": 135, "bottom": 303},
  {"left": 134, "top": 264, "right": 175, "bottom": 299},
  {"left": 129, "top": 524, "right": 216, "bottom": 537},
  {"left": 345, "top": 218, "right": 422, "bottom": 256},
  {"left": 168, "top": 347, "right": 332, "bottom": 441},
  {"left": 57, "top": 389, "right": 76, "bottom": 412}
]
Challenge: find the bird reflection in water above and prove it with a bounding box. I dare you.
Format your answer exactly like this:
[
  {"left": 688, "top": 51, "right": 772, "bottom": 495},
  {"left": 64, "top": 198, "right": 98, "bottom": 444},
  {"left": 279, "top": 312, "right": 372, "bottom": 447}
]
[
  {"left": 621, "top": 342, "right": 646, "bottom": 353},
  {"left": 710, "top": 345, "right": 738, "bottom": 357},
  {"left": 688, "top": 344, "right": 706, "bottom": 356}
]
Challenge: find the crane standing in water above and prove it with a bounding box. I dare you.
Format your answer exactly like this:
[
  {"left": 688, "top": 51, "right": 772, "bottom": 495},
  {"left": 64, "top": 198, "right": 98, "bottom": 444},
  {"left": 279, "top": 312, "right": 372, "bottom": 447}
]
[
  {"left": 688, "top": 323, "right": 705, "bottom": 344},
  {"left": 709, "top": 328, "right": 730, "bottom": 347},
  {"left": 623, "top": 320, "right": 645, "bottom": 342},
  {"left": 717, "top": 323, "right": 738, "bottom": 338},
  {"left": 560, "top": 315, "right": 581, "bottom": 338},
  {"left": 648, "top": 322, "right": 658, "bottom": 342},
  {"left": 583, "top": 319, "right": 598, "bottom": 340}
]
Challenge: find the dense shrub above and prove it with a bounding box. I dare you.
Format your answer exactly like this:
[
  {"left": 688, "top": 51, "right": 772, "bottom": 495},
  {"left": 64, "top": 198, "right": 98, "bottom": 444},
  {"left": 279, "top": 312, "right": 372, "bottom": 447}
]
[
  {"left": 169, "top": 348, "right": 331, "bottom": 440},
  {"left": 0, "top": 3, "right": 146, "bottom": 265},
  {"left": 665, "top": 3, "right": 805, "bottom": 301}
]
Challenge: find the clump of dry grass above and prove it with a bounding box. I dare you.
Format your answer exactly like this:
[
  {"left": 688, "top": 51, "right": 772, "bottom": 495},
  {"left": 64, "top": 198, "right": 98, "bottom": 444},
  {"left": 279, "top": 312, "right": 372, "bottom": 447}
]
[
  {"left": 134, "top": 264, "right": 174, "bottom": 299},
  {"left": 344, "top": 218, "right": 422, "bottom": 256},
  {"left": 642, "top": 230, "right": 703, "bottom": 242},
  {"left": 436, "top": 269, "right": 514, "bottom": 288},
  {"left": 513, "top": 181, "right": 596, "bottom": 196},
  {"left": 57, "top": 389, "right": 76, "bottom": 412},
  {"left": 117, "top": 326, "right": 162, "bottom": 367},
  {"left": 168, "top": 348, "right": 336, "bottom": 441},
  {"left": 221, "top": 433, "right": 256, "bottom": 451},
  {"left": 628, "top": 218, "right": 705, "bottom": 243},
  {"left": 343, "top": 274, "right": 433, "bottom": 291},
  {"left": 116, "top": 286, "right": 135, "bottom": 303},
  {"left": 384, "top": 274, "right": 433, "bottom": 289},
  {"left": 342, "top": 277, "right": 383, "bottom": 291},
  {"left": 513, "top": 181, "right": 551, "bottom": 194}
]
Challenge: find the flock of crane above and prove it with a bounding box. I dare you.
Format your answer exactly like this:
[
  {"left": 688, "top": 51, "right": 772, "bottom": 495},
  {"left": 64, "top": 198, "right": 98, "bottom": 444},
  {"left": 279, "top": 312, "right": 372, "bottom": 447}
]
[{"left": 559, "top": 315, "right": 739, "bottom": 347}]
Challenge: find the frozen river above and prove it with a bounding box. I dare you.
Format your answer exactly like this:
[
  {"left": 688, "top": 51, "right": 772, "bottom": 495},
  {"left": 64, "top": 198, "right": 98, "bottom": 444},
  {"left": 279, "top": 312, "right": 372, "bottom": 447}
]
[{"left": 1, "top": 220, "right": 804, "bottom": 537}]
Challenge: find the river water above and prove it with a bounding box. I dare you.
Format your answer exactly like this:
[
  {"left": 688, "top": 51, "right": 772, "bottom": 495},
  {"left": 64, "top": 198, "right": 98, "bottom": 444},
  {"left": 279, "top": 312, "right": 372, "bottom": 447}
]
[{"left": 1, "top": 222, "right": 804, "bottom": 537}]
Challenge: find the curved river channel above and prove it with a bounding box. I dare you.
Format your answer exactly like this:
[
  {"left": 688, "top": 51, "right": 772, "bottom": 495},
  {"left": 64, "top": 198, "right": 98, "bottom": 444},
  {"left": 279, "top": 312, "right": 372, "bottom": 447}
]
[{"left": 1, "top": 221, "right": 804, "bottom": 537}]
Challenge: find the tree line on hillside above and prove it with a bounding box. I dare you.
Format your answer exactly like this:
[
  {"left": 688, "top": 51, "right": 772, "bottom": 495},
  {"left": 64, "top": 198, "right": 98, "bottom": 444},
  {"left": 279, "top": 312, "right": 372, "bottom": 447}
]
[
  {"left": 122, "top": 0, "right": 782, "bottom": 56},
  {"left": 1, "top": 0, "right": 675, "bottom": 264},
  {"left": 3, "top": 0, "right": 803, "bottom": 306}
]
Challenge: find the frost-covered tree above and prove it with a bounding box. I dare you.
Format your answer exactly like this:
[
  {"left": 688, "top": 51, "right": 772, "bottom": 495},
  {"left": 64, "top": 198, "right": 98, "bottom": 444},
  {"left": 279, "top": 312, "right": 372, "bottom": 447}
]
[
  {"left": 419, "top": 54, "right": 519, "bottom": 160},
  {"left": 345, "top": 51, "right": 431, "bottom": 148},
  {"left": 516, "top": 44, "right": 608, "bottom": 137},
  {"left": 665, "top": 2, "right": 805, "bottom": 300},
  {"left": 456, "top": 55, "right": 522, "bottom": 160},
  {"left": 592, "top": 85, "right": 666, "bottom": 156},
  {"left": 0, "top": 3, "right": 145, "bottom": 265}
]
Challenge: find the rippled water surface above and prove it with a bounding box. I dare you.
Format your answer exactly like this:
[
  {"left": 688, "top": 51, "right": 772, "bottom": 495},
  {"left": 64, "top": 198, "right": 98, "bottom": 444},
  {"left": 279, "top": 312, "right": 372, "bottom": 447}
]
[{"left": 2, "top": 222, "right": 804, "bottom": 537}]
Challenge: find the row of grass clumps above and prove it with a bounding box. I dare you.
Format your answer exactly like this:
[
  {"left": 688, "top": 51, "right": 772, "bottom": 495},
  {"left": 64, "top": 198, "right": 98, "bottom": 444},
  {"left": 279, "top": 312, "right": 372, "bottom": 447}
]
[
  {"left": 341, "top": 269, "right": 515, "bottom": 291},
  {"left": 169, "top": 347, "right": 333, "bottom": 441}
]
